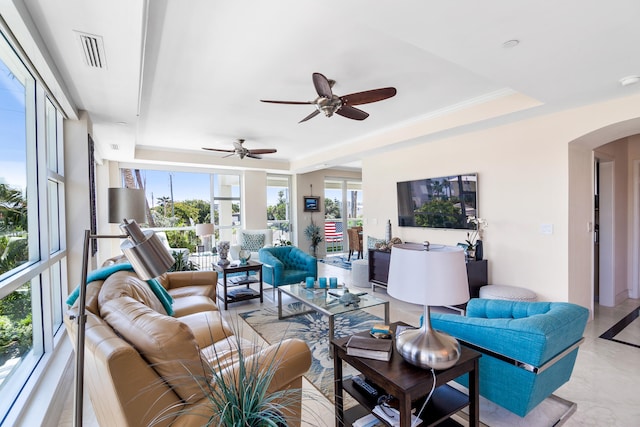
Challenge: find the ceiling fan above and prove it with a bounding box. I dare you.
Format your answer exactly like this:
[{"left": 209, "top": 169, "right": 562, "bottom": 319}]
[
  {"left": 261, "top": 72, "right": 397, "bottom": 123},
  {"left": 202, "top": 139, "right": 277, "bottom": 159}
]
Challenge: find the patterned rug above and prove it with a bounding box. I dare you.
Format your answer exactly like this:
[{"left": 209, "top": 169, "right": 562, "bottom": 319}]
[
  {"left": 239, "top": 303, "right": 382, "bottom": 400},
  {"left": 318, "top": 255, "right": 352, "bottom": 270}
]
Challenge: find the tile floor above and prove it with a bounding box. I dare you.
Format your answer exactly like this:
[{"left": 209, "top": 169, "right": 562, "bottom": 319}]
[{"left": 57, "top": 260, "right": 640, "bottom": 426}]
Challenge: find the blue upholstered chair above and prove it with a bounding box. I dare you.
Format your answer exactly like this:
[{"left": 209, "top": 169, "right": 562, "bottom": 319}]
[
  {"left": 259, "top": 246, "right": 317, "bottom": 294},
  {"left": 430, "top": 298, "right": 589, "bottom": 417}
]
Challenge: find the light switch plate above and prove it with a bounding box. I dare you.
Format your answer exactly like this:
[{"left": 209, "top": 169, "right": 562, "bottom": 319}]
[{"left": 540, "top": 223, "right": 553, "bottom": 235}]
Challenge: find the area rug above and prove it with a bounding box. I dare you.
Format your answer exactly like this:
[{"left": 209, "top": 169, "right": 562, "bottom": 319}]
[
  {"left": 239, "top": 304, "right": 381, "bottom": 400},
  {"left": 318, "top": 255, "right": 352, "bottom": 270}
]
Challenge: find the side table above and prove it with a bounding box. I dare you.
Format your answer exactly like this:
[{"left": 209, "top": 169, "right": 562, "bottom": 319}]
[
  {"left": 213, "top": 260, "right": 263, "bottom": 310},
  {"left": 333, "top": 322, "right": 480, "bottom": 427}
]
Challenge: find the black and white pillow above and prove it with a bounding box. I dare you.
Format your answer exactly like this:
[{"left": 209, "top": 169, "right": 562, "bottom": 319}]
[{"left": 241, "top": 233, "right": 265, "bottom": 252}]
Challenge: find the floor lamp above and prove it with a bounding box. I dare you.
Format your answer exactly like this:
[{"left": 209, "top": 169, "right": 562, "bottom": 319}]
[
  {"left": 70, "top": 188, "right": 174, "bottom": 427},
  {"left": 387, "top": 243, "right": 470, "bottom": 370}
]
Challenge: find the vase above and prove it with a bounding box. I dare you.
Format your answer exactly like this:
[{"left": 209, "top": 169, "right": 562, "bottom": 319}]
[
  {"left": 217, "top": 241, "right": 230, "bottom": 265},
  {"left": 475, "top": 240, "right": 483, "bottom": 261},
  {"left": 466, "top": 247, "right": 476, "bottom": 260},
  {"left": 310, "top": 245, "right": 317, "bottom": 258}
]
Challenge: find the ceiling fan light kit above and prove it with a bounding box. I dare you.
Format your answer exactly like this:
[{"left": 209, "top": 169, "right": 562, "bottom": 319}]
[{"left": 261, "top": 72, "right": 397, "bottom": 123}]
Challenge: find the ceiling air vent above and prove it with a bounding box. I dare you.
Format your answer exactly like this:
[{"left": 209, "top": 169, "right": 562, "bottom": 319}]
[{"left": 74, "top": 31, "right": 107, "bottom": 69}]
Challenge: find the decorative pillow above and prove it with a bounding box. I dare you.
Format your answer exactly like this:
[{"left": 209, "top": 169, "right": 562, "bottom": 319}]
[
  {"left": 241, "top": 233, "right": 265, "bottom": 252},
  {"left": 100, "top": 296, "right": 211, "bottom": 403},
  {"left": 367, "top": 236, "right": 386, "bottom": 249}
]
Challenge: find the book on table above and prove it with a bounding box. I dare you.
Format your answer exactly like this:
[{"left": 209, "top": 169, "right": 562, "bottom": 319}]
[{"left": 346, "top": 335, "right": 392, "bottom": 361}]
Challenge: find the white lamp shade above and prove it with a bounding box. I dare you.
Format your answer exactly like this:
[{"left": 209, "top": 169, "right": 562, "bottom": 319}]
[
  {"left": 195, "top": 223, "right": 214, "bottom": 236},
  {"left": 387, "top": 243, "right": 470, "bottom": 307},
  {"left": 108, "top": 188, "right": 146, "bottom": 223}
]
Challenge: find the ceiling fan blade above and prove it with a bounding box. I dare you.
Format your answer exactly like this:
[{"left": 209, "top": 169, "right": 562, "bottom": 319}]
[
  {"left": 335, "top": 105, "right": 369, "bottom": 121},
  {"left": 246, "top": 153, "right": 262, "bottom": 159},
  {"left": 312, "top": 72, "right": 333, "bottom": 98},
  {"left": 341, "top": 87, "right": 397, "bottom": 106},
  {"left": 299, "top": 110, "right": 321, "bottom": 123},
  {"left": 260, "top": 99, "right": 313, "bottom": 105},
  {"left": 202, "top": 147, "right": 235, "bottom": 153},
  {"left": 247, "top": 149, "right": 277, "bottom": 155},
  {"left": 222, "top": 153, "right": 236, "bottom": 158}
]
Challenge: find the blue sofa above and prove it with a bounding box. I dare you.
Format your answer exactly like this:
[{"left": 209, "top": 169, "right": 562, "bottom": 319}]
[
  {"left": 259, "top": 246, "right": 317, "bottom": 292},
  {"left": 430, "top": 298, "right": 589, "bottom": 417}
]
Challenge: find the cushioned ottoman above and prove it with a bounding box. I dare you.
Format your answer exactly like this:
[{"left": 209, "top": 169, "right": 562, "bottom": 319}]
[
  {"left": 479, "top": 284, "right": 537, "bottom": 301},
  {"left": 351, "top": 259, "right": 369, "bottom": 288}
]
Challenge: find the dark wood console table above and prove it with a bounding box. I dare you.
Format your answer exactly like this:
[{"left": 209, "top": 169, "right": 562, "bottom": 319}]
[
  {"left": 368, "top": 249, "right": 488, "bottom": 297},
  {"left": 333, "top": 322, "right": 481, "bottom": 427}
]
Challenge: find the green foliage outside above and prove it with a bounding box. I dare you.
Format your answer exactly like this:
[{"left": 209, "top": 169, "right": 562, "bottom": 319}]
[
  {"left": 324, "top": 197, "right": 341, "bottom": 219},
  {"left": 0, "top": 284, "right": 32, "bottom": 366},
  {"left": 1, "top": 183, "right": 32, "bottom": 366},
  {"left": 414, "top": 197, "right": 463, "bottom": 228}
]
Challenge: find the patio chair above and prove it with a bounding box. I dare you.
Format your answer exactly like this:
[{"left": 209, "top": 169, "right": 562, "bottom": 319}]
[{"left": 347, "top": 227, "right": 363, "bottom": 261}]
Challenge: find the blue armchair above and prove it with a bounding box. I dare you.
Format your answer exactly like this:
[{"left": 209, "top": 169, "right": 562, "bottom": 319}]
[
  {"left": 259, "top": 246, "right": 317, "bottom": 293},
  {"left": 430, "top": 298, "right": 589, "bottom": 417}
]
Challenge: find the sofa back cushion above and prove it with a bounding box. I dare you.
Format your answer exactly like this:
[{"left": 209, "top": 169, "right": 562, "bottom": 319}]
[
  {"left": 100, "top": 296, "right": 211, "bottom": 403},
  {"left": 99, "top": 271, "right": 167, "bottom": 315}
]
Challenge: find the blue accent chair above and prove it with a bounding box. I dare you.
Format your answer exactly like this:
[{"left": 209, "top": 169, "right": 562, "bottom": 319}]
[
  {"left": 430, "top": 298, "right": 589, "bottom": 417},
  {"left": 259, "top": 246, "right": 317, "bottom": 293}
]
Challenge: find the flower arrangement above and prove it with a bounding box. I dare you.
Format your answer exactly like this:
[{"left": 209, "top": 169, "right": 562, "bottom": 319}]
[
  {"left": 465, "top": 216, "right": 488, "bottom": 249},
  {"left": 304, "top": 222, "right": 323, "bottom": 247}
]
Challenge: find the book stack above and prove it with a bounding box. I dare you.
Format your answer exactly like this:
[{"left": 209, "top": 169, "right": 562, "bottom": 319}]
[{"left": 346, "top": 335, "right": 393, "bottom": 361}]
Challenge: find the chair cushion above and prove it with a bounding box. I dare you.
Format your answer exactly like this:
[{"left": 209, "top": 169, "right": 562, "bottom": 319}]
[
  {"left": 100, "top": 296, "right": 211, "bottom": 403},
  {"left": 241, "top": 233, "right": 265, "bottom": 252}
]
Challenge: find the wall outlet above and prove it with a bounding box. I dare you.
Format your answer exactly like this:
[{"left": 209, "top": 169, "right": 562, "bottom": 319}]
[{"left": 540, "top": 223, "right": 553, "bottom": 235}]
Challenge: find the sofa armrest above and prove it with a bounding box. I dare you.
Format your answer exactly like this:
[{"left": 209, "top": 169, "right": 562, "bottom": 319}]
[{"left": 163, "top": 271, "right": 217, "bottom": 288}]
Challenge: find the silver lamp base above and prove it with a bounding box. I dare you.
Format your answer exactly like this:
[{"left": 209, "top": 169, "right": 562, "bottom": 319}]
[{"left": 396, "top": 306, "right": 461, "bottom": 370}]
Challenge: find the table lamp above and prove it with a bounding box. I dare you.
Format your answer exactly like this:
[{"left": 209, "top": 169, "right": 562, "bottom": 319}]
[
  {"left": 195, "top": 223, "right": 215, "bottom": 252},
  {"left": 71, "top": 188, "right": 174, "bottom": 427},
  {"left": 387, "top": 243, "right": 469, "bottom": 370}
]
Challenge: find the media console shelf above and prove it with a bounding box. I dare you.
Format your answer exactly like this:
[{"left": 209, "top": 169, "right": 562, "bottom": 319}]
[{"left": 368, "top": 249, "right": 488, "bottom": 297}]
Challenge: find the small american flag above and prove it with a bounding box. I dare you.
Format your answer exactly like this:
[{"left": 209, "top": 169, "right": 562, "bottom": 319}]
[{"left": 325, "top": 221, "right": 343, "bottom": 242}]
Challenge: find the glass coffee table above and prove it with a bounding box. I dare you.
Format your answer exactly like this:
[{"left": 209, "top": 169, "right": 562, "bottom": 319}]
[{"left": 277, "top": 283, "right": 389, "bottom": 353}]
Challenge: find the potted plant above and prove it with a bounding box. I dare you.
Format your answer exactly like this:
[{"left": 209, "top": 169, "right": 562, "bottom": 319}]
[
  {"left": 304, "top": 221, "right": 323, "bottom": 257},
  {"left": 465, "top": 216, "right": 488, "bottom": 260}
]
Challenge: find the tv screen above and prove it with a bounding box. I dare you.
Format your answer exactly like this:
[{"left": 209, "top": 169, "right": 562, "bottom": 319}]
[{"left": 397, "top": 173, "right": 477, "bottom": 229}]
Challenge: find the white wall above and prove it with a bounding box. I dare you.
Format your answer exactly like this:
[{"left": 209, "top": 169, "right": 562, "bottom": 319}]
[
  {"left": 364, "top": 93, "right": 640, "bottom": 311},
  {"left": 63, "top": 111, "right": 92, "bottom": 292}
]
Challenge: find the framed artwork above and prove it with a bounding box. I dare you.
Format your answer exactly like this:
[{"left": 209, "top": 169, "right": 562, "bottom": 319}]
[{"left": 303, "top": 196, "right": 320, "bottom": 212}]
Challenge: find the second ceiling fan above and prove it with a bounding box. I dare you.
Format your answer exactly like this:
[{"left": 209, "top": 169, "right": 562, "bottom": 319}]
[
  {"left": 261, "top": 72, "right": 397, "bottom": 123},
  {"left": 202, "top": 139, "right": 277, "bottom": 159}
]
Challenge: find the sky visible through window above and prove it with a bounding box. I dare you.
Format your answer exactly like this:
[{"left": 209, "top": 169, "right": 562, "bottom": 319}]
[{"left": 0, "top": 58, "right": 27, "bottom": 193}]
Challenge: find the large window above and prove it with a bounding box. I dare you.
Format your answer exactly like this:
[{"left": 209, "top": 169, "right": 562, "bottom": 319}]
[
  {"left": 0, "top": 31, "right": 66, "bottom": 422},
  {"left": 266, "top": 174, "right": 291, "bottom": 244},
  {"left": 119, "top": 168, "right": 242, "bottom": 249},
  {"left": 324, "top": 178, "right": 362, "bottom": 254}
]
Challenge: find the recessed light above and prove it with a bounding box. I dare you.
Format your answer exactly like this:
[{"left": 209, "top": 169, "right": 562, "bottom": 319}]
[
  {"left": 110, "top": 144, "right": 119, "bottom": 150},
  {"left": 116, "top": 121, "right": 128, "bottom": 125},
  {"left": 619, "top": 75, "right": 640, "bottom": 87},
  {"left": 502, "top": 39, "right": 520, "bottom": 49}
]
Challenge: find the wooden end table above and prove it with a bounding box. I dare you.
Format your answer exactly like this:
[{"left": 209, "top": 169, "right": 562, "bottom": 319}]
[
  {"left": 213, "top": 260, "right": 263, "bottom": 310},
  {"left": 332, "top": 322, "right": 481, "bottom": 427}
]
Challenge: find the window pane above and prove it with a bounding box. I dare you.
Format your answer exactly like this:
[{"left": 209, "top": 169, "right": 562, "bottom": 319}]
[
  {"left": 50, "top": 263, "right": 63, "bottom": 329},
  {"left": 0, "top": 55, "right": 29, "bottom": 277},
  {"left": 0, "top": 282, "right": 33, "bottom": 389},
  {"left": 45, "top": 98, "right": 58, "bottom": 172},
  {"left": 266, "top": 174, "right": 290, "bottom": 244},
  {"left": 48, "top": 181, "right": 60, "bottom": 253}
]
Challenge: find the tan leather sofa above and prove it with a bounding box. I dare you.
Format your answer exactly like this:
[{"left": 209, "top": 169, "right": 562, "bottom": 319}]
[{"left": 65, "top": 267, "right": 312, "bottom": 427}]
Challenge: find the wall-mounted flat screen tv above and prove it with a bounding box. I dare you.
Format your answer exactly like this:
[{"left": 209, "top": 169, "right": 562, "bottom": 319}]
[{"left": 397, "top": 173, "right": 477, "bottom": 229}]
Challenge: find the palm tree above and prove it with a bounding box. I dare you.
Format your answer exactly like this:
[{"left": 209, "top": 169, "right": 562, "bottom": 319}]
[{"left": 0, "top": 184, "right": 27, "bottom": 232}]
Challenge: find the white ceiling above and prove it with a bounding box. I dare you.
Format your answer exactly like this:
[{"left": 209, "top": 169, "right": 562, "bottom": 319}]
[{"left": 19, "top": 0, "right": 640, "bottom": 172}]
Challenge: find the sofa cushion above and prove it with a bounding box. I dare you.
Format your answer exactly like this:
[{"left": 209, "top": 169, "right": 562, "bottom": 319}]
[
  {"left": 100, "top": 296, "right": 211, "bottom": 403},
  {"left": 241, "top": 233, "right": 265, "bottom": 252},
  {"left": 99, "top": 271, "right": 168, "bottom": 315}
]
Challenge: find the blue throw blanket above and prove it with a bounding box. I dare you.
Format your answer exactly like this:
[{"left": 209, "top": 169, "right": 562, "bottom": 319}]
[{"left": 66, "top": 262, "right": 174, "bottom": 316}]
